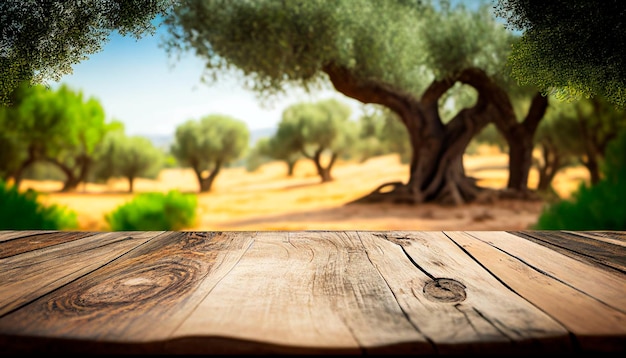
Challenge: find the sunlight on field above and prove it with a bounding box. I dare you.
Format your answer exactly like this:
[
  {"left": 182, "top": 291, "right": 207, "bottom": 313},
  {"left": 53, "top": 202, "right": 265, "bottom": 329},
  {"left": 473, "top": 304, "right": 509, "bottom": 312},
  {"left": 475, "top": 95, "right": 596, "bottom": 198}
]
[{"left": 26, "top": 147, "right": 588, "bottom": 232}]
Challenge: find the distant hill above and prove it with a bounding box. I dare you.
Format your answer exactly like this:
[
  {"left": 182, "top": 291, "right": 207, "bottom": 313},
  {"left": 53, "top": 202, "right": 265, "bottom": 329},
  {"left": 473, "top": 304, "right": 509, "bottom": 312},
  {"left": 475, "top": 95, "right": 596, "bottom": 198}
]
[{"left": 143, "top": 127, "right": 277, "bottom": 151}]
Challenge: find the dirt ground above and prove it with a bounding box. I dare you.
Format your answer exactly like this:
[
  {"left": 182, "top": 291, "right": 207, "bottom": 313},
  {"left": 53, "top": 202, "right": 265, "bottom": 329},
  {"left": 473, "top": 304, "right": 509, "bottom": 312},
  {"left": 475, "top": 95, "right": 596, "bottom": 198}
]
[{"left": 24, "top": 146, "right": 589, "bottom": 231}]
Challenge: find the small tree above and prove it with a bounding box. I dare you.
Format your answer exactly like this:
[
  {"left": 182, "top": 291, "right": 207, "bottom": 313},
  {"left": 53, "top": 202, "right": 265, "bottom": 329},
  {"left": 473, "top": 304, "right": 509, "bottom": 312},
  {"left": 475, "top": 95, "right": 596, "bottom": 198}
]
[
  {"left": 566, "top": 96, "right": 626, "bottom": 185},
  {"left": 531, "top": 95, "right": 626, "bottom": 195},
  {"left": 276, "top": 98, "right": 356, "bottom": 182},
  {"left": 532, "top": 101, "right": 581, "bottom": 195},
  {"left": 354, "top": 105, "right": 411, "bottom": 163},
  {"left": 92, "top": 131, "right": 164, "bottom": 192},
  {"left": 0, "top": 83, "right": 111, "bottom": 191},
  {"left": 533, "top": 129, "right": 626, "bottom": 230},
  {"left": 261, "top": 132, "right": 304, "bottom": 177},
  {"left": 171, "top": 115, "right": 249, "bottom": 192},
  {"left": 470, "top": 123, "right": 507, "bottom": 154},
  {"left": 0, "top": 106, "right": 26, "bottom": 181}
]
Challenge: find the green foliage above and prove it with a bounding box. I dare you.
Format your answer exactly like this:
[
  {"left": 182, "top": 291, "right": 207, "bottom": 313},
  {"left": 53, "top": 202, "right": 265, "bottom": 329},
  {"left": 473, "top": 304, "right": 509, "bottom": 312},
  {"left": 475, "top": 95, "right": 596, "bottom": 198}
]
[
  {"left": 1, "top": 1, "right": 176, "bottom": 106},
  {"left": 162, "top": 154, "right": 180, "bottom": 169},
  {"left": 495, "top": 0, "right": 626, "bottom": 108},
  {"left": 470, "top": 123, "right": 507, "bottom": 153},
  {"left": 245, "top": 137, "right": 274, "bottom": 172},
  {"left": 281, "top": 98, "right": 356, "bottom": 155},
  {"left": 0, "top": 103, "right": 26, "bottom": 180},
  {"left": 535, "top": 95, "right": 626, "bottom": 186},
  {"left": 22, "top": 162, "right": 66, "bottom": 181},
  {"left": 171, "top": 114, "right": 249, "bottom": 192},
  {"left": 0, "top": 83, "right": 112, "bottom": 191},
  {"left": 172, "top": 114, "right": 250, "bottom": 167},
  {"left": 354, "top": 105, "right": 411, "bottom": 163},
  {"left": 163, "top": 0, "right": 525, "bottom": 200},
  {"left": 533, "top": 130, "right": 626, "bottom": 230},
  {"left": 92, "top": 131, "right": 164, "bottom": 192},
  {"left": 163, "top": 0, "right": 512, "bottom": 100},
  {"left": 274, "top": 98, "right": 356, "bottom": 181},
  {"left": 105, "top": 190, "right": 197, "bottom": 231},
  {"left": 0, "top": 180, "right": 78, "bottom": 230}
]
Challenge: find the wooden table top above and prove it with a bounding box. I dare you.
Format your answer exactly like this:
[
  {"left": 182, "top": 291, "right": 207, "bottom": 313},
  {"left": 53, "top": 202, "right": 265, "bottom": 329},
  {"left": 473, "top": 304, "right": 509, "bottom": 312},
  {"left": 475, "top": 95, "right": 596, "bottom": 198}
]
[{"left": 0, "top": 230, "right": 624, "bottom": 355}]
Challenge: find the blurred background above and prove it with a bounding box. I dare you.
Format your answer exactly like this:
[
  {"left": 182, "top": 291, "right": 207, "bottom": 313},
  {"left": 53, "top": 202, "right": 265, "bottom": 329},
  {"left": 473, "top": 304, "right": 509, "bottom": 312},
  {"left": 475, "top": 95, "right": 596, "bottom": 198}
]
[{"left": 2, "top": 0, "right": 624, "bottom": 232}]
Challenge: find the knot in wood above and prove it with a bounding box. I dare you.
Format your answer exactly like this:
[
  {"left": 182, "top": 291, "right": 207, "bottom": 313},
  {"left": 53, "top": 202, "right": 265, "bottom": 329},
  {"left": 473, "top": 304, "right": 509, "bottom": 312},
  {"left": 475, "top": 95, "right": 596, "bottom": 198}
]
[{"left": 423, "top": 278, "right": 466, "bottom": 303}]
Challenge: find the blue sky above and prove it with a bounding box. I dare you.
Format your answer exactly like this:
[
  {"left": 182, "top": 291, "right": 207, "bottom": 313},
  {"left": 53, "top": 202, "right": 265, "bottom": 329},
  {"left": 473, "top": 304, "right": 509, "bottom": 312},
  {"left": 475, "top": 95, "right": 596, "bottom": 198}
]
[{"left": 51, "top": 23, "right": 360, "bottom": 137}]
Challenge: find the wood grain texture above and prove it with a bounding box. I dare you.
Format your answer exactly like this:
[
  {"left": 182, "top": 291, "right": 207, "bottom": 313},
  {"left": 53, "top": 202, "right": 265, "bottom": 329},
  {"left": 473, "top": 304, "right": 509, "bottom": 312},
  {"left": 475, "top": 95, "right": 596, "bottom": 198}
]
[
  {"left": 0, "top": 230, "right": 57, "bottom": 242},
  {"left": 0, "top": 231, "right": 254, "bottom": 345},
  {"left": 0, "top": 231, "right": 164, "bottom": 316},
  {"left": 446, "top": 231, "right": 626, "bottom": 352},
  {"left": 172, "top": 231, "right": 431, "bottom": 355},
  {"left": 0, "top": 230, "right": 624, "bottom": 355},
  {"left": 509, "top": 230, "right": 626, "bottom": 273},
  {"left": 465, "top": 231, "right": 626, "bottom": 312},
  {"left": 0, "top": 231, "right": 98, "bottom": 259},
  {"left": 563, "top": 231, "right": 626, "bottom": 247},
  {"left": 362, "top": 231, "right": 573, "bottom": 354}
]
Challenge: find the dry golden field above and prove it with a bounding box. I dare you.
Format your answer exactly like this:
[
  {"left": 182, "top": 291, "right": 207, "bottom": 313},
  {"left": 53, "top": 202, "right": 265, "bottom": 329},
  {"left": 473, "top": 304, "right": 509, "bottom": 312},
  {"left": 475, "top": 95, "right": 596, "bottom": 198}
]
[{"left": 23, "top": 146, "right": 589, "bottom": 231}]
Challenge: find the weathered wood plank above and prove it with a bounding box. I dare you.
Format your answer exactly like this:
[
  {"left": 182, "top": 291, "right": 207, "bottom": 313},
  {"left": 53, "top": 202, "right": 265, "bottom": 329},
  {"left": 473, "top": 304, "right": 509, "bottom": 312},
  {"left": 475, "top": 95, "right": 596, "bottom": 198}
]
[
  {"left": 446, "top": 231, "right": 626, "bottom": 352},
  {"left": 0, "top": 230, "right": 57, "bottom": 242},
  {"left": 509, "top": 230, "right": 626, "bottom": 273},
  {"left": 0, "top": 231, "right": 98, "bottom": 259},
  {"left": 358, "top": 231, "right": 572, "bottom": 354},
  {"left": 464, "top": 231, "right": 626, "bottom": 313},
  {"left": 0, "top": 230, "right": 624, "bottom": 355},
  {"left": 0, "top": 231, "right": 164, "bottom": 316},
  {"left": 0, "top": 231, "right": 255, "bottom": 350},
  {"left": 563, "top": 231, "right": 626, "bottom": 247},
  {"left": 171, "top": 231, "right": 431, "bottom": 355}
]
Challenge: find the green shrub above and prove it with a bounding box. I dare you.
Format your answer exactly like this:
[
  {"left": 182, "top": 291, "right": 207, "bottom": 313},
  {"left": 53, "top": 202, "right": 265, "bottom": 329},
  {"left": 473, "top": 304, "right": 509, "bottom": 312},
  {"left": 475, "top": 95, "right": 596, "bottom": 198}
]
[
  {"left": 0, "top": 180, "right": 78, "bottom": 230},
  {"left": 533, "top": 130, "right": 626, "bottom": 230},
  {"left": 105, "top": 190, "right": 197, "bottom": 231}
]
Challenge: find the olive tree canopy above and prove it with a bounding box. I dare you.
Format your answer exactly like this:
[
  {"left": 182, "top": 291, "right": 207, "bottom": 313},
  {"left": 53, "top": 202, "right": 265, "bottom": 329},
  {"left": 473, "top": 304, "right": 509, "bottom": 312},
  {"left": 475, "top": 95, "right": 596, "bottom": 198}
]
[
  {"left": 0, "top": 0, "right": 176, "bottom": 106},
  {"left": 171, "top": 114, "right": 249, "bottom": 192},
  {"left": 494, "top": 0, "right": 626, "bottom": 108},
  {"left": 0, "top": 83, "right": 112, "bottom": 191},
  {"left": 276, "top": 98, "right": 356, "bottom": 182},
  {"left": 164, "top": 0, "right": 510, "bottom": 99}
]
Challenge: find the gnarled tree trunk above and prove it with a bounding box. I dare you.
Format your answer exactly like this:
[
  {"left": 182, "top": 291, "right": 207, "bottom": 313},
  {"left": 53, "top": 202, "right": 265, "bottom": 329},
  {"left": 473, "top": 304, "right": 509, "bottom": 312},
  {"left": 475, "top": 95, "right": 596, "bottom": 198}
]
[
  {"left": 47, "top": 155, "right": 91, "bottom": 193},
  {"left": 535, "top": 141, "right": 561, "bottom": 192},
  {"left": 286, "top": 160, "right": 297, "bottom": 176},
  {"left": 324, "top": 65, "right": 496, "bottom": 205},
  {"left": 193, "top": 160, "right": 222, "bottom": 193},
  {"left": 12, "top": 143, "right": 42, "bottom": 188},
  {"left": 309, "top": 149, "right": 337, "bottom": 183},
  {"left": 127, "top": 176, "right": 136, "bottom": 193},
  {"left": 492, "top": 93, "right": 548, "bottom": 194}
]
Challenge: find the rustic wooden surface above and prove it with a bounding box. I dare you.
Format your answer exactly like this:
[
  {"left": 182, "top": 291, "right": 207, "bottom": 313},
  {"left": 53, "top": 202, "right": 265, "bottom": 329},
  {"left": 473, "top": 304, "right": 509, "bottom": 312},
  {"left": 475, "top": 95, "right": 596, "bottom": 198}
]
[{"left": 0, "top": 230, "right": 624, "bottom": 355}]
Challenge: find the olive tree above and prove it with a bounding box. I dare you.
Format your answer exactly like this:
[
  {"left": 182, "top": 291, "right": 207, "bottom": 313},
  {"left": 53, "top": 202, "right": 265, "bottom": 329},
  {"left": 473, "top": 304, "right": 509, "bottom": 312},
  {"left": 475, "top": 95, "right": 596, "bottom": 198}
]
[
  {"left": 0, "top": 83, "right": 111, "bottom": 191},
  {"left": 92, "top": 130, "right": 164, "bottom": 192},
  {"left": 171, "top": 114, "right": 249, "bottom": 192},
  {"left": 534, "top": 96, "right": 626, "bottom": 191},
  {"left": 276, "top": 98, "right": 356, "bottom": 182},
  {"left": 164, "top": 0, "right": 547, "bottom": 205},
  {"left": 255, "top": 136, "right": 303, "bottom": 176},
  {"left": 354, "top": 105, "right": 411, "bottom": 163}
]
